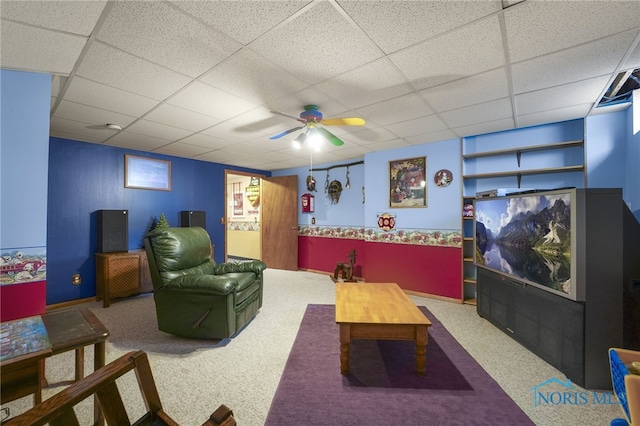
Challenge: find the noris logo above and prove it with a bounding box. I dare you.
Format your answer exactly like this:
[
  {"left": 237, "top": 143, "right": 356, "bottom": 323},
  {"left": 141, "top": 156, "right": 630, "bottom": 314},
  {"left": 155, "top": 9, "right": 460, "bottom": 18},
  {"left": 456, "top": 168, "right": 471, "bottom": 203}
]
[{"left": 529, "top": 378, "right": 619, "bottom": 407}]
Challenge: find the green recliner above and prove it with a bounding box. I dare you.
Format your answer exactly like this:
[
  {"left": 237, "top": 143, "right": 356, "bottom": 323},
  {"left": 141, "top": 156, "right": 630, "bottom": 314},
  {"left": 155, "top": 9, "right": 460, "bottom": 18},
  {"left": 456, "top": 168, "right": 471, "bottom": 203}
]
[{"left": 143, "top": 226, "right": 266, "bottom": 339}]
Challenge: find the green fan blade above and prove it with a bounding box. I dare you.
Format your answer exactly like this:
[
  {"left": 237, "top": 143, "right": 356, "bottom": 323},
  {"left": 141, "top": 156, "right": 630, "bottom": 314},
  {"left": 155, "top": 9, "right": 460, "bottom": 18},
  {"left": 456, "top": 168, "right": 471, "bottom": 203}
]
[{"left": 317, "top": 127, "right": 344, "bottom": 146}]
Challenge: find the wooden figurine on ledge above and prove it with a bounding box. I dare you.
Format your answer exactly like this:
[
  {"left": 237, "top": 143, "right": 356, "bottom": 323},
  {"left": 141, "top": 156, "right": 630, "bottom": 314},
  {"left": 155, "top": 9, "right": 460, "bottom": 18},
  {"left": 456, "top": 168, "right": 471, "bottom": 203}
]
[{"left": 332, "top": 249, "right": 358, "bottom": 282}]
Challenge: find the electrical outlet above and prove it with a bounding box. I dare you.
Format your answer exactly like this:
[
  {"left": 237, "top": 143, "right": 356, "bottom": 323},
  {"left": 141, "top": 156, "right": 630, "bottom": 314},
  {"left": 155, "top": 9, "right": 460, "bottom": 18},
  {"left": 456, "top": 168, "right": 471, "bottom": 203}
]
[{"left": 72, "top": 274, "right": 82, "bottom": 285}]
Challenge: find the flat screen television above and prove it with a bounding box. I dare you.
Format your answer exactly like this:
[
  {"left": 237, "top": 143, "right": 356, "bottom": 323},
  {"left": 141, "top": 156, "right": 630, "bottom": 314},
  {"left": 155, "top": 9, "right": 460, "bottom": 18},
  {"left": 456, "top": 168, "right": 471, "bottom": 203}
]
[{"left": 474, "top": 188, "right": 579, "bottom": 301}]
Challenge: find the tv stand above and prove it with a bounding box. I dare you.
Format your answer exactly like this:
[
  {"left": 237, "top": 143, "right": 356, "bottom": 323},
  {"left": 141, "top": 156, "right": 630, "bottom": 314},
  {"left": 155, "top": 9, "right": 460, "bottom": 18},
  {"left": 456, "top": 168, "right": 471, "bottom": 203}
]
[{"left": 477, "top": 189, "right": 640, "bottom": 390}]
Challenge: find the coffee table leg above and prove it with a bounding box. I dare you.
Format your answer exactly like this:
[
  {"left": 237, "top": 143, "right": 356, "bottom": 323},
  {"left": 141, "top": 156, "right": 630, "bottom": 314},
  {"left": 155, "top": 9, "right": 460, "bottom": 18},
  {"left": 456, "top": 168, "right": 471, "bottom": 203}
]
[
  {"left": 339, "top": 324, "right": 350, "bottom": 375},
  {"left": 415, "top": 325, "right": 428, "bottom": 376}
]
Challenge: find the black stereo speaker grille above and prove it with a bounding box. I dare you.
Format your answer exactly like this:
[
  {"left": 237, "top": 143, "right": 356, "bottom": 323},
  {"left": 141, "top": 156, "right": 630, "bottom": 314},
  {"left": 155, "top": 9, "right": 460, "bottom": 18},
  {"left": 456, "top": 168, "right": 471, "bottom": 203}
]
[
  {"left": 97, "top": 210, "right": 128, "bottom": 253},
  {"left": 181, "top": 210, "right": 206, "bottom": 230}
]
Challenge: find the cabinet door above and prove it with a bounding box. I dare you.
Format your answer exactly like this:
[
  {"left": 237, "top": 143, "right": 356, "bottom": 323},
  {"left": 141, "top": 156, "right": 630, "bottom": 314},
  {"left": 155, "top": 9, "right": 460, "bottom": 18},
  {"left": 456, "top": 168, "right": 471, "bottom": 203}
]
[{"left": 106, "top": 255, "right": 139, "bottom": 295}]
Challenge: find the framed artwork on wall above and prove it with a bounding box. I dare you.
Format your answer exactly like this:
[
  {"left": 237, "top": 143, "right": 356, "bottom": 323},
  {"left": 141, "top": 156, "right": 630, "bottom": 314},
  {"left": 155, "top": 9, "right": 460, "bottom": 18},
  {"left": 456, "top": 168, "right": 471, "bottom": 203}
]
[
  {"left": 389, "top": 156, "right": 427, "bottom": 208},
  {"left": 124, "top": 155, "right": 171, "bottom": 191}
]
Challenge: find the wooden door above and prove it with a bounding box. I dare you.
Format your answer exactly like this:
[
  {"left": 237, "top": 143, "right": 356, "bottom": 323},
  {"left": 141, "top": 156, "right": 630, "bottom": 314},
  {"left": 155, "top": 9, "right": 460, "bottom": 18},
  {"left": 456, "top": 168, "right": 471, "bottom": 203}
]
[{"left": 261, "top": 175, "right": 298, "bottom": 270}]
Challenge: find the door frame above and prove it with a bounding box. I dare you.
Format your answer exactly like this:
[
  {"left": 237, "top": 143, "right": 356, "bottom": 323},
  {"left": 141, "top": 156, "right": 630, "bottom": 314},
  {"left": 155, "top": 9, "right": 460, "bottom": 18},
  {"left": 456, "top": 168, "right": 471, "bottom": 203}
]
[{"left": 224, "top": 170, "right": 267, "bottom": 262}]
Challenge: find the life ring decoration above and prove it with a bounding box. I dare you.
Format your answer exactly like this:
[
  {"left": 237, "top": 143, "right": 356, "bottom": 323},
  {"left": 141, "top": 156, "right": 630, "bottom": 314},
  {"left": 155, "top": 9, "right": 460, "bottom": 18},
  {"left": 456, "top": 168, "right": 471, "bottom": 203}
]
[
  {"left": 377, "top": 213, "right": 396, "bottom": 231},
  {"left": 434, "top": 169, "right": 453, "bottom": 187}
]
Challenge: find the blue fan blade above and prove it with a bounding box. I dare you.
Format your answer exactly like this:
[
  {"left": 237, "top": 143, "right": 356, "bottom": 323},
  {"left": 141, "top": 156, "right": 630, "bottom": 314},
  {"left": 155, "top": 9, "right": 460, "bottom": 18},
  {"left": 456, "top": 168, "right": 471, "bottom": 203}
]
[{"left": 269, "top": 126, "right": 304, "bottom": 140}]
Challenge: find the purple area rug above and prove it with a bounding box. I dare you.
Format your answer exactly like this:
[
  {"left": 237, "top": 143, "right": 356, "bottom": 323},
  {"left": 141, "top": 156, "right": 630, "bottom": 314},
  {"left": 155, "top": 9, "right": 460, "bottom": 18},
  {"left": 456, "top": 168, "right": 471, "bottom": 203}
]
[{"left": 265, "top": 304, "right": 533, "bottom": 426}]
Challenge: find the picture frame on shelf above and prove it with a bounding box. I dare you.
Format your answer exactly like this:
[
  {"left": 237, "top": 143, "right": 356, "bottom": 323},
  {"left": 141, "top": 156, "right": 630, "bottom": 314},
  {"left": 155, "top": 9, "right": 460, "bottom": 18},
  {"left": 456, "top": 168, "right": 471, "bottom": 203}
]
[
  {"left": 124, "top": 155, "right": 171, "bottom": 191},
  {"left": 389, "top": 156, "right": 427, "bottom": 208}
]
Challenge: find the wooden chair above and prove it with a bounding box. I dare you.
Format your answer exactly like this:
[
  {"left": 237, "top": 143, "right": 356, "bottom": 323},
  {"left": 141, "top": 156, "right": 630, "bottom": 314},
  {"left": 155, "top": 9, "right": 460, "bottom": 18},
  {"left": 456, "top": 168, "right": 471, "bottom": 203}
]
[{"left": 4, "top": 350, "right": 236, "bottom": 426}]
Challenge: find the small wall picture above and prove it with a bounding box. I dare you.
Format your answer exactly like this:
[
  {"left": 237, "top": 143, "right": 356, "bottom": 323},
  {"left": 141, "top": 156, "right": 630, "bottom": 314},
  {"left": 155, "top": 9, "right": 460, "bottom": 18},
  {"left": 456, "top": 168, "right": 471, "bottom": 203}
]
[
  {"left": 124, "top": 155, "right": 171, "bottom": 191},
  {"left": 389, "top": 156, "right": 427, "bottom": 208}
]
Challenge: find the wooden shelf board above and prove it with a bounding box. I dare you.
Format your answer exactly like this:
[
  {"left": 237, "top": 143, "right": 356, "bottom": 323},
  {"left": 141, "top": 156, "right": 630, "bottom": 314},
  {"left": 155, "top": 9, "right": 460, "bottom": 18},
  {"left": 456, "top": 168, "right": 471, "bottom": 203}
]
[
  {"left": 463, "top": 164, "right": 583, "bottom": 180},
  {"left": 463, "top": 237, "right": 473, "bottom": 241},
  {"left": 462, "top": 140, "right": 583, "bottom": 159},
  {"left": 463, "top": 278, "right": 477, "bottom": 284},
  {"left": 463, "top": 257, "right": 474, "bottom": 262},
  {"left": 463, "top": 298, "right": 477, "bottom": 306}
]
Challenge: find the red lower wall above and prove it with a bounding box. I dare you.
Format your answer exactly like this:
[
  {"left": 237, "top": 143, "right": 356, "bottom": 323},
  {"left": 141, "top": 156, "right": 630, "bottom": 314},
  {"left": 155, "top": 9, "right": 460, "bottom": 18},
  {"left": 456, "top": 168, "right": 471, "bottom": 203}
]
[
  {"left": 298, "top": 236, "right": 461, "bottom": 300},
  {"left": 0, "top": 280, "right": 47, "bottom": 321}
]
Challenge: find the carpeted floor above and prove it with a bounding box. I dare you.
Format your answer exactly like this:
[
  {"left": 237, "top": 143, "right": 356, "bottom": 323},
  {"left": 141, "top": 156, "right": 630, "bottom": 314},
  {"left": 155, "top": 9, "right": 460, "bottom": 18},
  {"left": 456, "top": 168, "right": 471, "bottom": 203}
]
[
  {"left": 1, "top": 269, "right": 622, "bottom": 425},
  {"left": 265, "top": 304, "right": 534, "bottom": 425}
]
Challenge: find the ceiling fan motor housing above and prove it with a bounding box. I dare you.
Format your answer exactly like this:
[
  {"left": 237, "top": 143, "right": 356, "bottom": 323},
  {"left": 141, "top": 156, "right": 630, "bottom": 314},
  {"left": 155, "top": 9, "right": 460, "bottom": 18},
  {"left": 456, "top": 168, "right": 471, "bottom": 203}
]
[{"left": 300, "top": 105, "right": 323, "bottom": 122}]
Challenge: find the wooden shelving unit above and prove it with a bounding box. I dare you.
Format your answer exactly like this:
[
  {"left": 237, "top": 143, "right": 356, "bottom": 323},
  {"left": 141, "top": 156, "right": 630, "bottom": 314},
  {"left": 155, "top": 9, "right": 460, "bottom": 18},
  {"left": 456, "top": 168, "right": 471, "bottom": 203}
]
[{"left": 461, "top": 197, "right": 476, "bottom": 305}]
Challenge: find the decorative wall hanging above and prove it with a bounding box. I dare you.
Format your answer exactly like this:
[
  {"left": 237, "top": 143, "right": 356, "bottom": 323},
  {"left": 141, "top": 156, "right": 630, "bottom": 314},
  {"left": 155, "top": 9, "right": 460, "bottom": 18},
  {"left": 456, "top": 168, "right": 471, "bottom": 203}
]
[
  {"left": 389, "top": 156, "right": 427, "bottom": 208},
  {"left": 124, "top": 154, "right": 171, "bottom": 191},
  {"left": 434, "top": 169, "right": 453, "bottom": 187},
  {"left": 377, "top": 213, "right": 396, "bottom": 231},
  {"left": 232, "top": 182, "right": 243, "bottom": 217},
  {"left": 306, "top": 175, "right": 317, "bottom": 192},
  {"left": 245, "top": 177, "right": 261, "bottom": 207},
  {"left": 345, "top": 166, "right": 351, "bottom": 189},
  {"left": 328, "top": 180, "right": 343, "bottom": 204}
]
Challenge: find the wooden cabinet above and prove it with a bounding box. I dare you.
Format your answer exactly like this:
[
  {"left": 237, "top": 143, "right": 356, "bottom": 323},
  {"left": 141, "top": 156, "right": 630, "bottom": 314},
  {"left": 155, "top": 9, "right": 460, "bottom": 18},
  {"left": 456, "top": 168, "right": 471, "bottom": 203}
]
[{"left": 95, "top": 250, "right": 152, "bottom": 307}]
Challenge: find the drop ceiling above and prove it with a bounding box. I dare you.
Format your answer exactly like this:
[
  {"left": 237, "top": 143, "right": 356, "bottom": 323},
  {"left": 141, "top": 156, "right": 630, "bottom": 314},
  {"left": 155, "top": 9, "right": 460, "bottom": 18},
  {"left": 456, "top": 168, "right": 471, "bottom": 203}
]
[{"left": 2, "top": 0, "right": 639, "bottom": 171}]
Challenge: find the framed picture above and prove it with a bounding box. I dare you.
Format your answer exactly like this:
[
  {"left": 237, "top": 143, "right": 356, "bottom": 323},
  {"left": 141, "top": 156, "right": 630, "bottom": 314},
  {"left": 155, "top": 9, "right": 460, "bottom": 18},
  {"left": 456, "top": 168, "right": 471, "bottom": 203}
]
[
  {"left": 389, "top": 156, "right": 427, "bottom": 208},
  {"left": 124, "top": 155, "right": 171, "bottom": 191}
]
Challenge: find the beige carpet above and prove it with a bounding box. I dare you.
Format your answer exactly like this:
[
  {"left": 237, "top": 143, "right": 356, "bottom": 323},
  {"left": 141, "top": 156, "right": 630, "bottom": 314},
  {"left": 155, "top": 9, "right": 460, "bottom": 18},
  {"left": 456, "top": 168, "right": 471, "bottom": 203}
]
[{"left": 1, "top": 269, "right": 621, "bottom": 425}]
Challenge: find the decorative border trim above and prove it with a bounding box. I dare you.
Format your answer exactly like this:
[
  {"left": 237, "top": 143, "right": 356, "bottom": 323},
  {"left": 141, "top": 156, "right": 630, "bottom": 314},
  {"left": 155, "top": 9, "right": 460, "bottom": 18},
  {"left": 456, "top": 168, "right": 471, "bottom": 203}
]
[
  {"left": 298, "top": 226, "right": 461, "bottom": 248},
  {"left": 227, "top": 221, "right": 260, "bottom": 231}
]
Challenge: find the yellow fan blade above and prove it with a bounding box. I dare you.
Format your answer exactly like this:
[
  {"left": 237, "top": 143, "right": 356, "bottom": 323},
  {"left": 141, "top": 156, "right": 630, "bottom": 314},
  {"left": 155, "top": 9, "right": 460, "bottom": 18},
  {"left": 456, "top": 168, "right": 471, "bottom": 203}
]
[{"left": 321, "top": 117, "right": 365, "bottom": 126}]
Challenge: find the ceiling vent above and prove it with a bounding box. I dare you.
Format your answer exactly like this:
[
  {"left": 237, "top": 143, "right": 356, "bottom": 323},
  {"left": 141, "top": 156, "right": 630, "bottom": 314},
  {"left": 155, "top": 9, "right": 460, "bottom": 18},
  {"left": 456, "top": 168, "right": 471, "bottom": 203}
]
[{"left": 597, "top": 68, "right": 640, "bottom": 108}]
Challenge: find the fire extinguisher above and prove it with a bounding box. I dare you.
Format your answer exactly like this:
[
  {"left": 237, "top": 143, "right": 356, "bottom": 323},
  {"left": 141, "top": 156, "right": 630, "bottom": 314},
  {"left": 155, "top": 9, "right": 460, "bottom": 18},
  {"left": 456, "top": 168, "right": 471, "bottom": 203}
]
[{"left": 301, "top": 193, "right": 315, "bottom": 213}]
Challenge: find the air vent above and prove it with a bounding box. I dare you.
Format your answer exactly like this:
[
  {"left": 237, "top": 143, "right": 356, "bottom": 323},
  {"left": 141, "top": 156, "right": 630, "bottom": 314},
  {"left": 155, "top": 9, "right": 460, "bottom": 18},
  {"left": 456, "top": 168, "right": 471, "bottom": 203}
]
[{"left": 597, "top": 68, "right": 640, "bottom": 108}]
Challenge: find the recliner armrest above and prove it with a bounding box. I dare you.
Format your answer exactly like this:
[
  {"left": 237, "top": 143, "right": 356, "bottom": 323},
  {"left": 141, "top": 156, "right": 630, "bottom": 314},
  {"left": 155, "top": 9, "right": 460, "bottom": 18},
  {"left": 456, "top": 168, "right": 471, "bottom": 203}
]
[
  {"left": 213, "top": 260, "right": 267, "bottom": 276},
  {"left": 166, "top": 274, "right": 239, "bottom": 295}
]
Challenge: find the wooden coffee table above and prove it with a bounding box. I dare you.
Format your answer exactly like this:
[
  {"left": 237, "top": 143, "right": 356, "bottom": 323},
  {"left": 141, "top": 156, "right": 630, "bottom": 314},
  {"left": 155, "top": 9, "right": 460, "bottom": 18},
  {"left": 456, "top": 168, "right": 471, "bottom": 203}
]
[{"left": 335, "top": 282, "right": 432, "bottom": 375}]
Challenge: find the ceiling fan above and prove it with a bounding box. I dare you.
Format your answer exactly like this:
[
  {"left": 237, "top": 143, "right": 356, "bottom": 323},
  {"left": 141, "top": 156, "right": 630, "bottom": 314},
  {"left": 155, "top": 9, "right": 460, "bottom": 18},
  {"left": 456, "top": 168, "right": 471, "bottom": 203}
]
[{"left": 269, "top": 105, "right": 365, "bottom": 147}]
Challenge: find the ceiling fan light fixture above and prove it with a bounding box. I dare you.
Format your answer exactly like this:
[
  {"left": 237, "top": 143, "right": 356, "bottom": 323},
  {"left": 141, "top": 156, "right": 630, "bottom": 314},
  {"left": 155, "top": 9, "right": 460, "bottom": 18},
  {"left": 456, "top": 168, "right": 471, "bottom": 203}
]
[{"left": 292, "top": 132, "right": 306, "bottom": 149}]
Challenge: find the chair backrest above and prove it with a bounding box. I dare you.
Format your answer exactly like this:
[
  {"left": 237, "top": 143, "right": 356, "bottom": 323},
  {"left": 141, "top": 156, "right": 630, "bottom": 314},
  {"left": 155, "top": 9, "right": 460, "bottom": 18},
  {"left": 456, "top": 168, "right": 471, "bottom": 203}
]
[
  {"left": 4, "top": 350, "right": 235, "bottom": 426},
  {"left": 144, "top": 227, "right": 215, "bottom": 290}
]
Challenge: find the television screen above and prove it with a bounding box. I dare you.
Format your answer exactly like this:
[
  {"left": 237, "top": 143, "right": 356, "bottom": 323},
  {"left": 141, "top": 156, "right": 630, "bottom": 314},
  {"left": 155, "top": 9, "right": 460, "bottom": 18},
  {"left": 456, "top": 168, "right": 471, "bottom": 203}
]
[{"left": 474, "top": 189, "right": 575, "bottom": 299}]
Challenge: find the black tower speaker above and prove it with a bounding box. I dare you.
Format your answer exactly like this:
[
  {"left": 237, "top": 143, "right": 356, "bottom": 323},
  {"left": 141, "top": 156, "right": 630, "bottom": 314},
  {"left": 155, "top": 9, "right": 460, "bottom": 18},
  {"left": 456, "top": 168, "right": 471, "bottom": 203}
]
[
  {"left": 97, "top": 210, "right": 128, "bottom": 253},
  {"left": 181, "top": 210, "right": 206, "bottom": 230}
]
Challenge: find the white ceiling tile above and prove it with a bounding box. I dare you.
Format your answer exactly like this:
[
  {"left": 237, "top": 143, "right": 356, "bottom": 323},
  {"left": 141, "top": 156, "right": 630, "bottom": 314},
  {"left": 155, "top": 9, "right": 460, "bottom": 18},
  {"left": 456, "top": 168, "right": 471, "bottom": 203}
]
[
  {"left": 315, "top": 58, "right": 413, "bottom": 110},
  {"left": 365, "top": 138, "right": 411, "bottom": 152},
  {"left": 0, "top": 21, "right": 87, "bottom": 74},
  {"left": 63, "top": 77, "right": 157, "bottom": 117},
  {"left": 356, "top": 93, "right": 433, "bottom": 126},
  {"left": 125, "top": 119, "right": 193, "bottom": 142},
  {"left": 452, "top": 118, "right": 515, "bottom": 138},
  {"left": 518, "top": 104, "right": 592, "bottom": 129},
  {"left": 97, "top": 2, "right": 241, "bottom": 78},
  {"left": 249, "top": 1, "right": 383, "bottom": 85},
  {"left": 338, "top": 0, "right": 501, "bottom": 54},
  {"left": 153, "top": 142, "right": 213, "bottom": 157},
  {"left": 170, "top": 1, "right": 309, "bottom": 45},
  {"left": 108, "top": 131, "right": 171, "bottom": 151},
  {"left": 49, "top": 130, "right": 107, "bottom": 144},
  {"left": 144, "top": 104, "right": 222, "bottom": 133},
  {"left": 441, "top": 97, "right": 513, "bottom": 128},
  {"left": 622, "top": 33, "right": 640, "bottom": 70},
  {"left": 202, "top": 121, "right": 266, "bottom": 143},
  {"left": 516, "top": 75, "right": 611, "bottom": 116},
  {"left": 421, "top": 67, "right": 510, "bottom": 112},
  {"left": 512, "top": 32, "right": 638, "bottom": 95},
  {"left": 168, "top": 81, "right": 259, "bottom": 120},
  {"left": 505, "top": 1, "right": 640, "bottom": 63},
  {"left": 76, "top": 42, "right": 192, "bottom": 100},
  {"left": 54, "top": 100, "right": 137, "bottom": 128},
  {"left": 347, "top": 126, "right": 399, "bottom": 145},
  {"left": 200, "top": 48, "right": 307, "bottom": 105},
  {"left": 405, "top": 130, "right": 458, "bottom": 145},
  {"left": 385, "top": 114, "right": 448, "bottom": 138},
  {"left": 390, "top": 16, "right": 505, "bottom": 90},
  {"left": 0, "top": 1, "right": 107, "bottom": 35},
  {"left": 180, "top": 133, "right": 231, "bottom": 150},
  {"left": 227, "top": 107, "right": 291, "bottom": 135},
  {"left": 50, "top": 116, "right": 116, "bottom": 140}
]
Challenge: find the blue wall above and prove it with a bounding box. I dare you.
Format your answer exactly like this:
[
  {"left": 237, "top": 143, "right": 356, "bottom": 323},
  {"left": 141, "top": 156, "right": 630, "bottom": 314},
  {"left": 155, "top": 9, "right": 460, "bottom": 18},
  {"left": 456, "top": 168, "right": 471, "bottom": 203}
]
[
  {"left": 47, "top": 137, "right": 268, "bottom": 304},
  {"left": 1, "top": 70, "right": 50, "bottom": 249}
]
